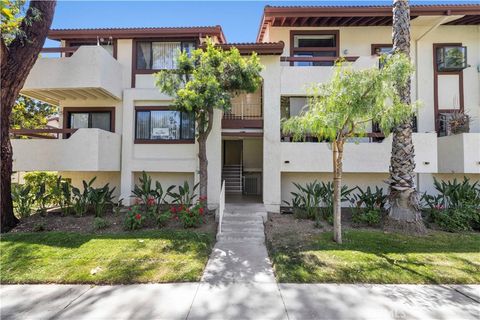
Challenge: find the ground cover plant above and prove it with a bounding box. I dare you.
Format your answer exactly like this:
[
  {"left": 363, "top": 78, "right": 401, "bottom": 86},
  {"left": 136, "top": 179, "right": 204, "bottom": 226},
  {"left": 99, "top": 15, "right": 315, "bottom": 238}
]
[{"left": 1, "top": 230, "right": 214, "bottom": 284}]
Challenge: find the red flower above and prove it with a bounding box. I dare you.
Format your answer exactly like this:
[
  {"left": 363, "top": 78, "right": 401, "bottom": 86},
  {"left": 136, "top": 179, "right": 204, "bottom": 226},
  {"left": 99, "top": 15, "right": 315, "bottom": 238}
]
[
  {"left": 147, "top": 197, "right": 155, "bottom": 206},
  {"left": 135, "top": 213, "right": 142, "bottom": 220},
  {"left": 199, "top": 207, "right": 204, "bottom": 215},
  {"left": 170, "top": 206, "right": 176, "bottom": 213}
]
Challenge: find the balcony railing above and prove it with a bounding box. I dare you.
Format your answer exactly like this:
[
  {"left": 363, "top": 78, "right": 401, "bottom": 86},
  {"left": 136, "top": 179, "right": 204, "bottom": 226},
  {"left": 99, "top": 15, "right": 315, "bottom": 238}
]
[
  {"left": 280, "top": 56, "right": 360, "bottom": 65},
  {"left": 223, "top": 102, "right": 262, "bottom": 120},
  {"left": 10, "top": 128, "right": 78, "bottom": 140},
  {"left": 281, "top": 132, "right": 386, "bottom": 143}
]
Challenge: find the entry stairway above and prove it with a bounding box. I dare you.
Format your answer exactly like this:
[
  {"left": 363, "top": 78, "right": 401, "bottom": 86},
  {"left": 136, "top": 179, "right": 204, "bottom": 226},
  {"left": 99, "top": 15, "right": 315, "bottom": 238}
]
[
  {"left": 222, "top": 165, "right": 242, "bottom": 194},
  {"left": 202, "top": 203, "right": 274, "bottom": 283}
]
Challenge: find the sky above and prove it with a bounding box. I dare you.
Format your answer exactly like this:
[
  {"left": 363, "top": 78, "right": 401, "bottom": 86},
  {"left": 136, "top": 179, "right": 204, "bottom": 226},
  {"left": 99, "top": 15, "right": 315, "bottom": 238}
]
[{"left": 46, "top": 0, "right": 479, "bottom": 47}]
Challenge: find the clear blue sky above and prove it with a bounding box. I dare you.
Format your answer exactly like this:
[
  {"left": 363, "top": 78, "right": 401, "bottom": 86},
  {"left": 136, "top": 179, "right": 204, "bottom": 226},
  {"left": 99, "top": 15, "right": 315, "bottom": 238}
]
[{"left": 46, "top": 0, "right": 479, "bottom": 47}]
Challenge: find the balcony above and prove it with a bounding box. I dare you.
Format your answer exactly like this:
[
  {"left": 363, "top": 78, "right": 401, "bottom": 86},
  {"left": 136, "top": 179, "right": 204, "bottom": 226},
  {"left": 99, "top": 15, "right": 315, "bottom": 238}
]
[
  {"left": 222, "top": 91, "right": 263, "bottom": 131},
  {"left": 438, "top": 133, "right": 480, "bottom": 174},
  {"left": 279, "top": 56, "right": 379, "bottom": 95},
  {"left": 11, "top": 128, "right": 121, "bottom": 172},
  {"left": 280, "top": 133, "right": 437, "bottom": 173},
  {"left": 21, "top": 46, "right": 122, "bottom": 106}
]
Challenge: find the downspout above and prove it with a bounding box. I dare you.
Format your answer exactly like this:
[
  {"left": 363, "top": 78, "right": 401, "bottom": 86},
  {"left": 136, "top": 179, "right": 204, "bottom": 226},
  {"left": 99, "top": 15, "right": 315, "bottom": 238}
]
[{"left": 413, "top": 16, "right": 450, "bottom": 194}]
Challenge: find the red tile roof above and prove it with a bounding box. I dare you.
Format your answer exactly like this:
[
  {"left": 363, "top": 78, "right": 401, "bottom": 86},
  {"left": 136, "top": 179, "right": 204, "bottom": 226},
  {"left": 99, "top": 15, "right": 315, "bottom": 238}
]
[{"left": 49, "top": 26, "right": 226, "bottom": 43}]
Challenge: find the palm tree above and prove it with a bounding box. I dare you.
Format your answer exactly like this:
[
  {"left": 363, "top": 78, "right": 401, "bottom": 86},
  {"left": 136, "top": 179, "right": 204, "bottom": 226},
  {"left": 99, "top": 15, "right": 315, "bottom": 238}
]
[{"left": 386, "top": 0, "right": 426, "bottom": 234}]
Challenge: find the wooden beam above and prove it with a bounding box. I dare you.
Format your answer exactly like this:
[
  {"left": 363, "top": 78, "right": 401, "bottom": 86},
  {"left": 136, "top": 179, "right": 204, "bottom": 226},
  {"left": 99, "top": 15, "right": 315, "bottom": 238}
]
[
  {"left": 280, "top": 16, "right": 286, "bottom": 26},
  {"left": 290, "top": 17, "right": 298, "bottom": 26},
  {"left": 299, "top": 17, "right": 309, "bottom": 26},
  {"left": 309, "top": 17, "right": 320, "bottom": 26}
]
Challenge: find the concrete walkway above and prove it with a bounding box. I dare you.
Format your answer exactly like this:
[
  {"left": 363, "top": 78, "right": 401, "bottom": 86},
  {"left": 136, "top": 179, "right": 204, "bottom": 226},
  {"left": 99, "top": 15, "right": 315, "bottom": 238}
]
[
  {"left": 2, "top": 204, "right": 479, "bottom": 319},
  {"left": 1, "top": 284, "right": 479, "bottom": 319}
]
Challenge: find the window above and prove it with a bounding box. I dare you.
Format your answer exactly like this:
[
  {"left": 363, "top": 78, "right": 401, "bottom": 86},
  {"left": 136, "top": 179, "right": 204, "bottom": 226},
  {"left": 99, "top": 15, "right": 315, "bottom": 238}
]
[
  {"left": 290, "top": 31, "right": 339, "bottom": 66},
  {"left": 66, "top": 108, "right": 114, "bottom": 132},
  {"left": 371, "top": 44, "right": 393, "bottom": 56},
  {"left": 436, "top": 46, "right": 467, "bottom": 71},
  {"left": 136, "top": 41, "right": 196, "bottom": 70},
  {"left": 135, "top": 108, "right": 195, "bottom": 143}
]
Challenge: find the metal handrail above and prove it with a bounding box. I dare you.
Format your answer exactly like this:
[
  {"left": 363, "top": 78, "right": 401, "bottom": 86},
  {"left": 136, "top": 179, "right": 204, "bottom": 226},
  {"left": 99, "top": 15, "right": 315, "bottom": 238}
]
[{"left": 217, "top": 180, "right": 226, "bottom": 238}]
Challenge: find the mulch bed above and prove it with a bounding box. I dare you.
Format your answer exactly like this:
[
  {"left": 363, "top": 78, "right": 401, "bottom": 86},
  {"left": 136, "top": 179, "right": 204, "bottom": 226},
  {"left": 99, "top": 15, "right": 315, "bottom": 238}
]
[{"left": 11, "top": 208, "right": 217, "bottom": 234}]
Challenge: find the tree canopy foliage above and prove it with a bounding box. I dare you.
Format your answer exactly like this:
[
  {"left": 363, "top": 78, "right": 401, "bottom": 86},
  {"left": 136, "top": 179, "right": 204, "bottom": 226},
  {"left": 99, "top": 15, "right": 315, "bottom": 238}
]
[
  {"left": 155, "top": 39, "right": 263, "bottom": 200},
  {"left": 10, "top": 96, "right": 58, "bottom": 129}
]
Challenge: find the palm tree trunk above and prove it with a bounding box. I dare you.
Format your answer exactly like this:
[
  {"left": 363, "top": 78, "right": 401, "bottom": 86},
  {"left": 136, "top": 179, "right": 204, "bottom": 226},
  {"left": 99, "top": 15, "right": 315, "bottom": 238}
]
[
  {"left": 386, "top": 0, "right": 426, "bottom": 234},
  {"left": 332, "top": 140, "right": 344, "bottom": 244},
  {"left": 1, "top": 1, "right": 56, "bottom": 232}
]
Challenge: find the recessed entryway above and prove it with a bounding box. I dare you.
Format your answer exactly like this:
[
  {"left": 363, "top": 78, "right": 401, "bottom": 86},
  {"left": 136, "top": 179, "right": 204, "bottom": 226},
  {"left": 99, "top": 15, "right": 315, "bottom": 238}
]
[{"left": 222, "top": 137, "right": 263, "bottom": 204}]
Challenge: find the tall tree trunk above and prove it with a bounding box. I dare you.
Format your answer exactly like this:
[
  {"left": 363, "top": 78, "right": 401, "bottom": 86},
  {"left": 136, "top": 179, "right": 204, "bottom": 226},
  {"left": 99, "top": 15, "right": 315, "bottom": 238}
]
[
  {"left": 332, "top": 140, "right": 344, "bottom": 244},
  {"left": 386, "top": 0, "right": 426, "bottom": 234},
  {"left": 1, "top": 1, "right": 56, "bottom": 232},
  {"left": 196, "top": 108, "right": 214, "bottom": 206}
]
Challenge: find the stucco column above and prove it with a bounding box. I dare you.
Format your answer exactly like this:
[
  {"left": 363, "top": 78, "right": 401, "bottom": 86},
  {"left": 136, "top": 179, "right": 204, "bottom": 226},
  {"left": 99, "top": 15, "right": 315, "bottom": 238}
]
[
  {"left": 120, "top": 89, "right": 135, "bottom": 204},
  {"left": 261, "top": 56, "right": 282, "bottom": 212},
  {"left": 206, "top": 109, "right": 222, "bottom": 209}
]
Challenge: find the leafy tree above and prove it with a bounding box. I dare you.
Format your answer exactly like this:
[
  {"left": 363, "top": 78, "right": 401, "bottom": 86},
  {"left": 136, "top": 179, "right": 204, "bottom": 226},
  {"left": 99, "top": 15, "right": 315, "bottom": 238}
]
[
  {"left": 155, "top": 40, "right": 263, "bottom": 203},
  {"left": 387, "top": 0, "right": 427, "bottom": 234},
  {"left": 10, "top": 96, "right": 58, "bottom": 129},
  {"left": 282, "top": 54, "right": 415, "bottom": 243},
  {"left": 1, "top": 0, "right": 56, "bottom": 232}
]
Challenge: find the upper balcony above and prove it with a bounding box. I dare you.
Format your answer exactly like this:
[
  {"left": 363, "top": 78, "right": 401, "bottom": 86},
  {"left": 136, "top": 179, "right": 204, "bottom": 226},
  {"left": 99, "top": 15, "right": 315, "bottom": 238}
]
[
  {"left": 21, "top": 46, "right": 123, "bottom": 106},
  {"left": 222, "top": 90, "right": 263, "bottom": 131},
  {"left": 280, "top": 133, "right": 438, "bottom": 173},
  {"left": 11, "top": 128, "right": 121, "bottom": 172},
  {"left": 279, "top": 56, "right": 379, "bottom": 95},
  {"left": 438, "top": 133, "right": 480, "bottom": 174}
]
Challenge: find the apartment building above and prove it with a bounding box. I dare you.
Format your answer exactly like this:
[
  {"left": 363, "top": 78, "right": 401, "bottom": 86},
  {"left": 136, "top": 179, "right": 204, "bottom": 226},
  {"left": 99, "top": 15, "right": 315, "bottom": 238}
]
[{"left": 12, "top": 4, "right": 480, "bottom": 212}]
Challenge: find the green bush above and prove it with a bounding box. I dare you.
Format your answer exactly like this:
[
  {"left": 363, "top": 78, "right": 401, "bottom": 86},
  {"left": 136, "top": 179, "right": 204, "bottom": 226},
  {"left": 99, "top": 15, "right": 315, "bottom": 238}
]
[
  {"left": 53, "top": 176, "right": 72, "bottom": 215},
  {"left": 422, "top": 177, "right": 480, "bottom": 232},
  {"left": 131, "top": 171, "right": 176, "bottom": 214},
  {"left": 124, "top": 205, "right": 145, "bottom": 230},
  {"left": 23, "top": 171, "right": 58, "bottom": 208},
  {"left": 11, "top": 184, "right": 34, "bottom": 219},
  {"left": 284, "top": 181, "right": 353, "bottom": 224},
  {"left": 348, "top": 186, "right": 387, "bottom": 226},
  {"left": 93, "top": 217, "right": 109, "bottom": 230},
  {"left": 71, "top": 177, "right": 115, "bottom": 216}
]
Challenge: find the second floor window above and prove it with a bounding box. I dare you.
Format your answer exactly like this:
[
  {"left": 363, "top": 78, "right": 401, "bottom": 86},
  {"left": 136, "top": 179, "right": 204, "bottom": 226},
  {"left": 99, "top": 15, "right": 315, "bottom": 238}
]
[
  {"left": 136, "top": 41, "right": 196, "bottom": 70},
  {"left": 135, "top": 108, "right": 195, "bottom": 142},
  {"left": 291, "top": 31, "right": 339, "bottom": 66}
]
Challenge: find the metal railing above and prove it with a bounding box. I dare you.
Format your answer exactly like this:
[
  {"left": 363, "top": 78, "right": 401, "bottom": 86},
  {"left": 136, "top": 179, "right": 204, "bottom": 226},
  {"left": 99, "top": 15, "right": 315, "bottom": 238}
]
[
  {"left": 223, "top": 102, "right": 262, "bottom": 120},
  {"left": 217, "top": 180, "right": 226, "bottom": 238},
  {"left": 10, "top": 128, "right": 78, "bottom": 139}
]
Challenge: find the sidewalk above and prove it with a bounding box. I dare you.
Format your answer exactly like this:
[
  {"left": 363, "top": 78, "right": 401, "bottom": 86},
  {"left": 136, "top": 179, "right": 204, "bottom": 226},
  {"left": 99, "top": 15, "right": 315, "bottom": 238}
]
[{"left": 1, "top": 283, "right": 479, "bottom": 319}]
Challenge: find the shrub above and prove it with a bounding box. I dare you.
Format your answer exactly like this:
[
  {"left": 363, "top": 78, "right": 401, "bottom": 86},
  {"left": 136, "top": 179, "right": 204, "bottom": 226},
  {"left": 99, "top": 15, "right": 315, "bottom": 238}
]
[
  {"left": 112, "top": 198, "right": 124, "bottom": 215},
  {"left": 171, "top": 199, "right": 206, "bottom": 228},
  {"left": 89, "top": 183, "right": 115, "bottom": 217},
  {"left": 71, "top": 177, "right": 115, "bottom": 216},
  {"left": 24, "top": 171, "right": 58, "bottom": 207},
  {"left": 11, "top": 184, "right": 34, "bottom": 219},
  {"left": 170, "top": 181, "right": 199, "bottom": 208},
  {"left": 348, "top": 186, "right": 387, "bottom": 226},
  {"left": 156, "top": 210, "right": 171, "bottom": 227},
  {"left": 131, "top": 171, "right": 176, "bottom": 213},
  {"left": 422, "top": 177, "right": 480, "bottom": 232},
  {"left": 72, "top": 178, "right": 95, "bottom": 216},
  {"left": 284, "top": 181, "right": 353, "bottom": 224},
  {"left": 93, "top": 217, "right": 109, "bottom": 230},
  {"left": 53, "top": 176, "right": 72, "bottom": 215},
  {"left": 124, "top": 205, "right": 145, "bottom": 230}
]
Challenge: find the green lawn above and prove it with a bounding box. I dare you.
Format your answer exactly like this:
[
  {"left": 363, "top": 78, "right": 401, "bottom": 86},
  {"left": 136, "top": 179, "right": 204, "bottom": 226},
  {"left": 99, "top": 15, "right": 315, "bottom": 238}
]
[
  {"left": 1, "top": 230, "right": 214, "bottom": 284},
  {"left": 268, "top": 229, "right": 480, "bottom": 284}
]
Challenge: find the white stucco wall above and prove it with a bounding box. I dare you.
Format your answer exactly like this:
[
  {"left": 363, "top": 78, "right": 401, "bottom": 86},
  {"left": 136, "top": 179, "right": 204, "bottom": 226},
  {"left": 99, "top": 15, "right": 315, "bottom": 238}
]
[
  {"left": 12, "top": 129, "right": 121, "bottom": 172},
  {"left": 243, "top": 138, "right": 263, "bottom": 172},
  {"left": 438, "top": 133, "right": 480, "bottom": 174}
]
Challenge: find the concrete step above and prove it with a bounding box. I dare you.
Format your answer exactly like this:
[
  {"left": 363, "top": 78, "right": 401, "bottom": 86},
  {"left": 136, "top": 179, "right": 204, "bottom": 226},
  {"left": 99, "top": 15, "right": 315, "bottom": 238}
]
[
  {"left": 217, "top": 231, "right": 265, "bottom": 241},
  {"left": 221, "top": 226, "right": 264, "bottom": 233},
  {"left": 222, "top": 216, "right": 264, "bottom": 224}
]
